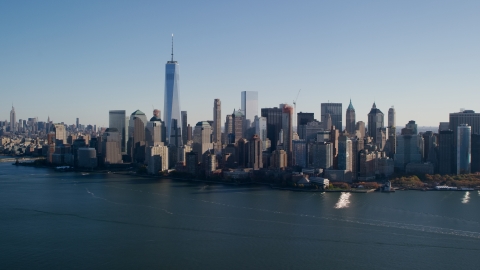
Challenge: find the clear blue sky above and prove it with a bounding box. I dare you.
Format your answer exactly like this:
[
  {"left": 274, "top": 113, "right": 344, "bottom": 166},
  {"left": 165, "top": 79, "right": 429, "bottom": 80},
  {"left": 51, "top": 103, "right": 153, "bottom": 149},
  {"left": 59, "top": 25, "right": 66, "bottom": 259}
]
[{"left": 1, "top": 0, "right": 479, "bottom": 128}]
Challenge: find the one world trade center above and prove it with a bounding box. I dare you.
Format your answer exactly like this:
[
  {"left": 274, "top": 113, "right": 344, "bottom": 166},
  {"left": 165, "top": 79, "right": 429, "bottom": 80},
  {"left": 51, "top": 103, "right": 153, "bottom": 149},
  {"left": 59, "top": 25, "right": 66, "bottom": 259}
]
[{"left": 164, "top": 34, "right": 182, "bottom": 146}]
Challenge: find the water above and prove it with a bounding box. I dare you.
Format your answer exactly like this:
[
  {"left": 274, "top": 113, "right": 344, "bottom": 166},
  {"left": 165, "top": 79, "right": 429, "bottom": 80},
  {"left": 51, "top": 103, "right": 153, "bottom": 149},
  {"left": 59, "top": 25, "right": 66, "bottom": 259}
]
[{"left": 1, "top": 161, "right": 480, "bottom": 269}]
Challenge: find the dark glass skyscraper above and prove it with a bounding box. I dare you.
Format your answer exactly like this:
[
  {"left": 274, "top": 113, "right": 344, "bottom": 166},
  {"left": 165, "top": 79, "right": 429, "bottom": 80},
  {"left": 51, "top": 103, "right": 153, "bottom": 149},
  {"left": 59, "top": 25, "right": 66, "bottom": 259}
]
[
  {"left": 367, "top": 102, "right": 384, "bottom": 140},
  {"left": 321, "top": 103, "right": 342, "bottom": 131},
  {"left": 164, "top": 35, "right": 182, "bottom": 146},
  {"left": 109, "top": 110, "right": 127, "bottom": 154}
]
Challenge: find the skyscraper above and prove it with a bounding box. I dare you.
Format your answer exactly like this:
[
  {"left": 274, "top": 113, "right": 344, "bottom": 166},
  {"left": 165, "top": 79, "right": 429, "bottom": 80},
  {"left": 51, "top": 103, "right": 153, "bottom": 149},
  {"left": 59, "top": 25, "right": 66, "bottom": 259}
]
[
  {"left": 224, "top": 114, "right": 233, "bottom": 144},
  {"left": 367, "top": 102, "right": 384, "bottom": 140},
  {"left": 241, "top": 91, "right": 258, "bottom": 130},
  {"left": 248, "top": 134, "right": 263, "bottom": 170},
  {"left": 282, "top": 104, "right": 293, "bottom": 166},
  {"left": 193, "top": 121, "right": 213, "bottom": 156},
  {"left": 338, "top": 135, "right": 352, "bottom": 171},
  {"left": 438, "top": 130, "right": 454, "bottom": 175},
  {"left": 321, "top": 103, "right": 342, "bottom": 131},
  {"left": 261, "top": 107, "right": 283, "bottom": 152},
  {"left": 164, "top": 35, "right": 182, "bottom": 146},
  {"left": 102, "top": 128, "right": 123, "bottom": 164},
  {"left": 232, "top": 109, "right": 245, "bottom": 143},
  {"left": 345, "top": 100, "right": 355, "bottom": 135},
  {"left": 213, "top": 99, "right": 222, "bottom": 153},
  {"left": 181, "top": 111, "right": 188, "bottom": 145},
  {"left": 388, "top": 106, "right": 396, "bottom": 128},
  {"left": 109, "top": 110, "right": 128, "bottom": 154},
  {"left": 254, "top": 115, "right": 267, "bottom": 151},
  {"left": 10, "top": 105, "right": 16, "bottom": 133},
  {"left": 449, "top": 110, "right": 480, "bottom": 169},
  {"left": 457, "top": 124, "right": 471, "bottom": 174}
]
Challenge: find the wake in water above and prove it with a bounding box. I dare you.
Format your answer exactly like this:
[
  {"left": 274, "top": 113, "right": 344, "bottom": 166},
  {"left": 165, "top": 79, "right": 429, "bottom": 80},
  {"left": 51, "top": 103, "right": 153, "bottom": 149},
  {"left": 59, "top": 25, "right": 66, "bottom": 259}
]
[
  {"left": 93, "top": 182, "right": 480, "bottom": 239},
  {"left": 334, "top": 192, "right": 351, "bottom": 209},
  {"left": 462, "top": 192, "right": 470, "bottom": 204},
  {"left": 85, "top": 188, "right": 173, "bottom": 215}
]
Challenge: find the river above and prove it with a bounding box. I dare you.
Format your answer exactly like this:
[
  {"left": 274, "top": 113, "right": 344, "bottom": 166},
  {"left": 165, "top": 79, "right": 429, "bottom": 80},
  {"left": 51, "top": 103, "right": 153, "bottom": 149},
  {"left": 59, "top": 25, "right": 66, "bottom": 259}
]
[{"left": 1, "top": 161, "right": 479, "bottom": 269}]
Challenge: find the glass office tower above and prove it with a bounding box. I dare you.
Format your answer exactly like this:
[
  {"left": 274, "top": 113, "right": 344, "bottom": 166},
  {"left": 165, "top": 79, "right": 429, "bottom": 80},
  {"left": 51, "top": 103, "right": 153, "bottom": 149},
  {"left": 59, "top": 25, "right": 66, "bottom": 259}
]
[
  {"left": 321, "top": 103, "right": 342, "bottom": 131},
  {"left": 241, "top": 91, "right": 258, "bottom": 129},
  {"left": 109, "top": 110, "right": 128, "bottom": 154},
  {"left": 164, "top": 36, "right": 182, "bottom": 146},
  {"left": 457, "top": 124, "right": 471, "bottom": 174}
]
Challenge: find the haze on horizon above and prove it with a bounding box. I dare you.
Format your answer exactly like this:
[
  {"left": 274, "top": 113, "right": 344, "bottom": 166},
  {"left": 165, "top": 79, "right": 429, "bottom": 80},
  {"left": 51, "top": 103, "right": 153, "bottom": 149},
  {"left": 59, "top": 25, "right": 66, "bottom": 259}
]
[{"left": 1, "top": 1, "right": 479, "bottom": 128}]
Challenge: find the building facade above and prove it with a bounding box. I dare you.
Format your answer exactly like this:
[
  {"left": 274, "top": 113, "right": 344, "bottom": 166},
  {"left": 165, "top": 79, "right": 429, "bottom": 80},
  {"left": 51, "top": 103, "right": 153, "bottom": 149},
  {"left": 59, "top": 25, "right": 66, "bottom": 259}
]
[
  {"left": 321, "top": 103, "right": 342, "bottom": 131},
  {"left": 164, "top": 36, "right": 182, "bottom": 147}
]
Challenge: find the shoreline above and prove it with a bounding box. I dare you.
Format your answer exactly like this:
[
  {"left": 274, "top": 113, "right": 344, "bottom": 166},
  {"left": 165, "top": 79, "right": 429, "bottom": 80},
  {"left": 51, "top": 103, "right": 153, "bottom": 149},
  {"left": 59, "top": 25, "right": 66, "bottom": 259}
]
[{"left": 8, "top": 160, "right": 479, "bottom": 192}]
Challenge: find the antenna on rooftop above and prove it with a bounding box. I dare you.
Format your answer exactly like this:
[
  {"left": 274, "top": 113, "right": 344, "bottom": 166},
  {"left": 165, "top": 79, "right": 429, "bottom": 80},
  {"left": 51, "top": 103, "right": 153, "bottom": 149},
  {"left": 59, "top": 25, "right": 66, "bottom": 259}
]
[{"left": 171, "top": 34, "right": 174, "bottom": 61}]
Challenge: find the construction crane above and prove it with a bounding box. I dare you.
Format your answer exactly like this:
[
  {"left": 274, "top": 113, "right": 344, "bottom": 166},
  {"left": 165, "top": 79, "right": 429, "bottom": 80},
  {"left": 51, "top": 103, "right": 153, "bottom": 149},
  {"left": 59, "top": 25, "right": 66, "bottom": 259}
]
[{"left": 293, "top": 89, "right": 301, "bottom": 129}]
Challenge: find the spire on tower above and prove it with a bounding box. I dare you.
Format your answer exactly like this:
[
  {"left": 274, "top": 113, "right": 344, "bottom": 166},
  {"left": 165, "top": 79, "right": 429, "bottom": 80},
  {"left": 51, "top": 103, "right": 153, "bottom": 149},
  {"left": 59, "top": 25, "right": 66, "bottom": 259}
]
[{"left": 171, "top": 33, "right": 174, "bottom": 62}]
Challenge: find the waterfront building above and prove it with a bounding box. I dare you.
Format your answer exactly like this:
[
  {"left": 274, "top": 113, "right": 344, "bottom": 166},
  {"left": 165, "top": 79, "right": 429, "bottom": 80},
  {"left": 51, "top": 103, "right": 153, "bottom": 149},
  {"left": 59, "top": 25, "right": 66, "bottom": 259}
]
[
  {"left": 292, "top": 139, "right": 307, "bottom": 168},
  {"left": 338, "top": 135, "right": 352, "bottom": 172},
  {"left": 449, "top": 110, "right": 480, "bottom": 169},
  {"left": 438, "top": 130, "right": 454, "bottom": 174},
  {"left": 241, "top": 91, "right": 258, "bottom": 132},
  {"left": 147, "top": 144, "right": 169, "bottom": 174},
  {"left": 422, "top": 131, "right": 436, "bottom": 164},
  {"left": 102, "top": 128, "right": 122, "bottom": 164},
  {"left": 186, "top": 151, "right": 198, "bottom": 175},
  {"left": 345, "top": 100, "right": 355, "bottom": 135},
  {"left": 321, "top": 103, "right": 342, "bottom": 131},
  {"left": 204, "top": 152, "right": 217, "bottom": 175},
  {"left": 132, "top": 117, "right": 146, "bottom": 163},
  {"left": 192, "top": 121, "right": 213, "bottom": 157},
  {"left": 309, "top": 142, "right": 333, "bottom": 170},
  {"left": 330, "top": 127, "right": 339, "bottom": 169},
  {"left": 367, "top": 102, "right": 384, "bottom": 140},
  {"left": 394, "top": 134, "right": 423, "bottom": 171},
  {"left": 164, "top": 35, "right": 182, "bottom": 147},
  {"left": 270, "top": 149, "right": 287, "bottom": 169},
  {"left": 406, "top": 162, "right": 434, "bottom": 175},
  {"left": 109, "top": 110, "right": 128, "bottom": 154},
  {"left": 181, "top": 111, "right": 188, "bottom": 145},
  {"left": 248, "top": 134, "right": 263, "bottom": 170},
  {"left": 261, "top": 107, "right": 283, "bottom": 152},
  {"left": 471, "top": 134, "right": 480, "bottom": 173},
  {"left": 457, "top": 124, "right": 471, "bottom": 174},
  {"left": 351, "top": 137, "right": 364, "bottom": 181},
  {"left": 77, "top": 148, "right": 97, "bottom": 169},
  {"left": 213, "top": 99, "right": 222, "bottom": 154}
]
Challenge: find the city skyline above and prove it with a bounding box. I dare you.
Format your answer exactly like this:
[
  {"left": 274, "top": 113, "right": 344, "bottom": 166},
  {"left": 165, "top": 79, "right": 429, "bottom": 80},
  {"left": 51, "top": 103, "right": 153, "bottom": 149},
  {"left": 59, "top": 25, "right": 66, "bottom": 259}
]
[{"left": 1, "top": 1, "right": 480, "bottom": 127}]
